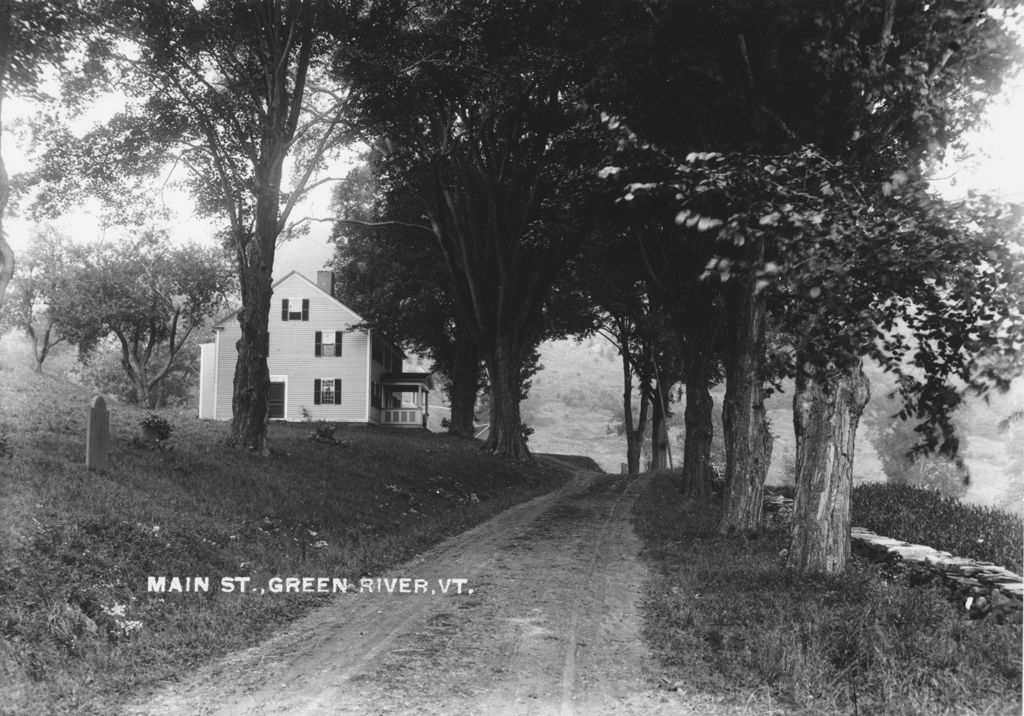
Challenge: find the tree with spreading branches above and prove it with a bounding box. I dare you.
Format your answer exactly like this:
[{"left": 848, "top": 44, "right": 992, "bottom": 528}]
[
  {"left": 29, "top": 0, "right": 356, "bottom": 450},
  {"left": 54, "top": 231, "right": 234, "bottom": 408},
  {"left": 334, "top": 0, "right": 618, "bottom": 461},
  {"left": 0, "top": 225, "right": 71, "bottom": 372}
]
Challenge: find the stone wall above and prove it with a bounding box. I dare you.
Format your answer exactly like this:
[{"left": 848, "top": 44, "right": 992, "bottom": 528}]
[
  {"left": 850, "top": 527, "right": 1023, "bottom": 622},
  {"left": 761, "top": 493, "right": 1023, "bottom": 622}
]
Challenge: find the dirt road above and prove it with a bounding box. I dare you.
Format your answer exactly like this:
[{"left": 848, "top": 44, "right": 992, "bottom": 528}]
[{"left": 127, "top": 466, "right": 699, "bottom": 715}]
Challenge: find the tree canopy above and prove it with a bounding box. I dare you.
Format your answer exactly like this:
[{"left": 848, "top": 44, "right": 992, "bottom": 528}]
[
  {"left": 334, "top": 0, "right": 622, "bottom": 459},
  {"left": 53, "top": 231, "right": 233, "bottom": 407},
  {"left": 0, "top": 0, "right": 88, "bottom": 310}
]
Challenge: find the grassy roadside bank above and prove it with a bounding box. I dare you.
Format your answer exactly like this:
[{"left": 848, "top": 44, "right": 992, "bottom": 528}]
[
  {"left": 0, "top": 367, "right": 570, "bottom": 714},
  {"left": 634, "top": 472, "right": 1023, "bottom": 715}
]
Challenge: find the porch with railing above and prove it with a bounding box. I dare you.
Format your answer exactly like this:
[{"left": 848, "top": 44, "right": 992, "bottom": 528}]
[
  {"left": 378, "top": 372, "right": 433, "bottom": 429},
  {"left": 381, "top": 407, "right": 425, "bottom": 426}
]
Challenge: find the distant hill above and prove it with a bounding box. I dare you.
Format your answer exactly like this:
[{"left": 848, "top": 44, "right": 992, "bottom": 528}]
[
  {"left": 524, "top": 338, "right": 1022, "bottom": 511},
  {"left": 521, "top": 338, "right": 626, "bottom": 473}
]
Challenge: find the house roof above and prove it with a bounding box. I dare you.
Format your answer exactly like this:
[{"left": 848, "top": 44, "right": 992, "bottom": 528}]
[
  {"left": 207, "top": 272, "right": 406, "bottom": 356},
  {"left": 210, "top": 270, "right": 366, "bottom": 330},
  {"left": 382, "top": 372, "right": 433, "bottom": 389},
  {"left": 207, "top": 271, "right": 407, "bottom": 358}
]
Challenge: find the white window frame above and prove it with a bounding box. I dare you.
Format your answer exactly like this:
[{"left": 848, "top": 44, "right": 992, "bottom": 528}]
[{"left": 320, "top": 376, "right": 337, "bottom": 405}]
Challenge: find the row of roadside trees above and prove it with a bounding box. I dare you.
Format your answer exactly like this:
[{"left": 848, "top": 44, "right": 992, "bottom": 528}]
[
  {"left": 1, "top": 0, "right": 1022, "bottom": 574},
  {"left": 326, "top": 0, "right": 1024, "bottom": 573}
]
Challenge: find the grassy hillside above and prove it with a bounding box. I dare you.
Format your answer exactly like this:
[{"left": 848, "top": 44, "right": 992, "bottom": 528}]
[
  {"left": 635, "top": 473, "right": 1022, "bottom": 714},
  {"left": 521, "top": 337, "right": 884, "bottom": 481},
  {"left": 524, "top": 338, "right": 1022, "bottom": 509},
  {"left": 521, "top": 338, "right": 627, "bottom": 473},
  {"left": 0, "top": 339, "right": 569, "bottom": 714}
]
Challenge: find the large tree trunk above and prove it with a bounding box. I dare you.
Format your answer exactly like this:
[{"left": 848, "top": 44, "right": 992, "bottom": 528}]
[
  {"left": 144, "top": 380, "right": 160, "bottom": 409},
  {"left": 650, "top": 379, "right": 670, "bottom": 471},
  {"left": 482, "top": 335, "right": 530, "bottom": 462},
  {"left": 448, "top": 322, "right": 479, "bottom": 437},
  {"left": 719, "top": 237, "right": 773, "bottom": 534},
  {"left": 681, "top": 348, "right": 714, "bottom": 498},
  {"left": 131, "top": 362, "right": 157, "bottom": 408},
  {"left": 621, "top": 349, "right": 638, "bottom": 473},
  {"left": 229, "top": 153, "right": 281, "bottom": 453},
  {"left": 620, "top": 348, "right": 650, "bottom": 475},
  {"left": 229, "top": 262, "right": 273, "bottom": 453},
  {"left": 787, "top": 361, "right": 870, "bottom": 574},
  {"left": 115, "top": 334, "right": 152, "bottom": 408},
  {"left": 225, "top": 5, "right": 315, "bottom": 453}
]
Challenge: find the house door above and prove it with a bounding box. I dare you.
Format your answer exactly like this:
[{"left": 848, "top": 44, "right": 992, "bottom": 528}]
[{"left": 269, "top": 381, "right": 286, "bottom": 419}]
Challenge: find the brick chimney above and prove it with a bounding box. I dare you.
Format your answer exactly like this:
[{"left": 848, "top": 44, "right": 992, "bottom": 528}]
[{"left": 317, "top": 270, "right": 336, "bottom": 296}]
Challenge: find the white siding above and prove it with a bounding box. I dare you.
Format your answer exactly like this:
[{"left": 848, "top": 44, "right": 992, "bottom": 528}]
[
  {"left": 202, "top": 272, "right": 373, "bottom": 422},
  {"left": 213, "top": 323, "right": 239, "bottom": 420},
  {"left": 269, "top": 273, "right": 369, "bottom": 421},
  {"left": 199, "top": 343, "right": 216, "bottom": 419}
]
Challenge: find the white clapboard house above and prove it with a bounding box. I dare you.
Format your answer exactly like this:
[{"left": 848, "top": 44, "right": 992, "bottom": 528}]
[{"left": 198, "top": 271, "right": 432, "bottom": 427}]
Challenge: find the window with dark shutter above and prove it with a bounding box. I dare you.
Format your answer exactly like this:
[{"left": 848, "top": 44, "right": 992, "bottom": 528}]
[
  {"left": 281, "top": 299, "right": 289, "bottom": 321},
  {"left": 264, "top": 331, "right": 270, "bottom": 356},
  {"left": 316, "top": 377, "right": 338, "bottom": 405},
  {"left": 314, "top": 331, "right": 322, "bottom": 356},
  {"left": 334, "top": 331, "right": 343, "bottom": 356},
  {"left": 301, "top": 299, "right": 309, "bottom": 321}
]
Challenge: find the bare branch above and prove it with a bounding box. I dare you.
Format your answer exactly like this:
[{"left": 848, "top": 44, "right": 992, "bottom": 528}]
[
  {"left": 302, "top": 216, "right": 435, "bottom": 233},
  {"left": 287, "top": 175, "right": 346, "bottom": 199},
  {"left": 277, "top": 114, "right": 345, "bottom": 231}
]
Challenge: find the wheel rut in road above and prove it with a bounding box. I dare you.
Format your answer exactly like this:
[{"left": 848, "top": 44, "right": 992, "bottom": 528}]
[{"left": 127, "top": 468, "right": 693, "bottom": 715}]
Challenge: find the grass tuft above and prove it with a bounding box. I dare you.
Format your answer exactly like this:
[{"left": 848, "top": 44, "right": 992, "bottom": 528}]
[
  {"left": 852, "top": 482, "right": 1023, "bottom": 573},
  {"left": 635, "top": 472, "right": 1023, "bottom": 714}
]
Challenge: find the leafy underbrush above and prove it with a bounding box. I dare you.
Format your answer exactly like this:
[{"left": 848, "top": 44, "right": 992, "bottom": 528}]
[
  {"left": 635, "top": 473, "right": 1023, "bottom": 715},
  {"left": 0, "top": 366, "right": 569, "bottom": 714},
  {"left": 852, "top": 483, "right": 1023, "bottom": 573}
]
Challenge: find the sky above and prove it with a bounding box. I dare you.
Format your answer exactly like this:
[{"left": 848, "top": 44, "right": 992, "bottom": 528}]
[
  {"left": 929, "top": 68, "right": 1024, "bottom": 203},
  {"left": 3, "top": 94, "right": 346, "bottom": 282}
]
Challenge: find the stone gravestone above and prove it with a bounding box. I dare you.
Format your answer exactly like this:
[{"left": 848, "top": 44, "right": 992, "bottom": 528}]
[{"left": 86, "top": 395, "right": 110, "bottom": 473}]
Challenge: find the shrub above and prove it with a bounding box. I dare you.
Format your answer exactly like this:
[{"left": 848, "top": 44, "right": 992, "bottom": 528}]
[
  {"left": 312, "top": 422, "right": 337, "bottom": 441},
  {"left": 852, "top": 482, "right": 1023, "bottom": 573},
  {"left": 139, "top": 414, "right": 173, "bottom": 441}
]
